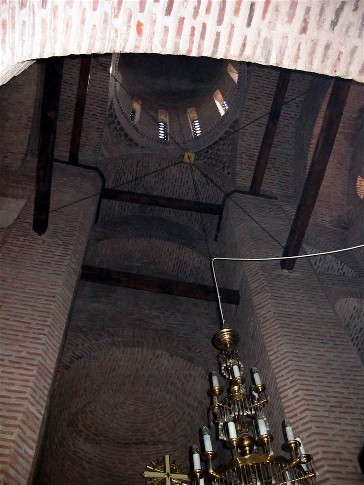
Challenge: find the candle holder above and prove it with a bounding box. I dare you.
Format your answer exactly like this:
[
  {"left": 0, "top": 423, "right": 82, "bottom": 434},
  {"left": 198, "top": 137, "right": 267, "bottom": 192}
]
[
  {"left": 208, "top": 385, "right": 224, "bottom": 398},
  {"left": 188, "top": 328, "right": 316, "bottom": 485},
  {"left": 201, "top": 450, "right": 219, "bottom": 480}
]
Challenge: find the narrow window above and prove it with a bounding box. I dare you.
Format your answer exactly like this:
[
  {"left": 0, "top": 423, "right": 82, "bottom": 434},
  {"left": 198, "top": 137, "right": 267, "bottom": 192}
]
[
  {"left": 130, "top": 99, "right": 141, "bottom": 125},
  {"left": 187, "top": 107, "right": 202, "bottom": 137},
  {"left": 356, "top": 176, "right": 364, "bottom": 200},
  {"left": 213, "top": 89, "right": 229, "bottom": 116},
  {"left": 227, "top": 63, "right": 238, "bottom": 83},
  {"left": 158, "top": 110, "right": 169, "bottom": 141}
]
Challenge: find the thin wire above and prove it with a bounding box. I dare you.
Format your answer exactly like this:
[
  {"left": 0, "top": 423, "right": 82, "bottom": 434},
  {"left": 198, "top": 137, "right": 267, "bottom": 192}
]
[
  {"left": 192, "top": 163, "right": 284, "bottom": 248},
  {"left": 211, "top": 243, "right": 364, "bottom": 327},
  {"left": 189, "top": 164, "right": 212, "bottom": 261},
  {"left": 98, "top": 57, "right": 329, "bottom": 152},
  {"left": 211, "top": 257, "right": 226, "bottom": 328},
  {"left": 219, "top": 77, "right": 329, "bottom": 143},
  {"left": 213, "top": 244, "right": 364, "bottom": 262},
  {"left": 50, "top": 158, "right": 182, "bottom": 214}
]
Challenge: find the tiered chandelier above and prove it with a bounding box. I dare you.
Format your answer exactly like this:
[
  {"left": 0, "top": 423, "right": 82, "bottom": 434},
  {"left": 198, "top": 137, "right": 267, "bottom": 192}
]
[
  {"left": 188, "top": 262, "right": 317, "bottom": 485},
  {"left": 143, "top": 259, "right": 317, "bottom": 485}
]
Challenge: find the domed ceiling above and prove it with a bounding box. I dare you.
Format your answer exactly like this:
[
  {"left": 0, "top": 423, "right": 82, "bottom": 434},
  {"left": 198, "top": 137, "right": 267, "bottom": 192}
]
[
  {"left": 108, "top": 53, "right": 246, "bottom": 152},
  {"left": 119, "top": 53, "right": 227, "bottom": 107}
]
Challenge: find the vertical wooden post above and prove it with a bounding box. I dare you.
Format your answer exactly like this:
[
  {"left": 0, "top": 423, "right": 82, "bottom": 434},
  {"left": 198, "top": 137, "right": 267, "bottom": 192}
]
[
  {"left": 281, "top": 78, "right": 351, "bottom": 271},
  {"left": 33, "top": 57, "right": 64, "bottom": 235},
  {"left": 250, "top": 69, "right": 291, "bottom": 194},
  {"left": 68, "top": 56, "right": 92, "bottom": 164}
]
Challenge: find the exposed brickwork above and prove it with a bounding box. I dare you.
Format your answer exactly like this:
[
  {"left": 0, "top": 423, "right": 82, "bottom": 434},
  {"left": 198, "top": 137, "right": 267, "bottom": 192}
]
[
  {"left": 335, "top": 298, "right": 364, "bottom": 364},
  {"left": 1, "top": 0, "right": 364, "bottom": 86},
  {"left": 224, "top": 195, "right": 364, "bottom": 485},
  {"left": 0, "top": 63, "right": 39, "bottom": 170},
  {"left": 1, "top": 29, "right": 364, "bottom": 485},
  {"left": 0, "top": 164, "right": 101, "bottom": 484},
  {"left": 34, "top": 282, "right": 219, "bottom": 483},
  {"left": 86, "top": 217, "right": 212, "bottom": 284},
  {"left": 96, "top": 153, "right": 223, "bottom": 243},
  {"left": 236, "top": 64, "right": 314, "bottom": 200},
  {"left": 109, "top": 55, "right": 245, "bottom": 154},
  {"left": 54, "top": 55, "right": 110, "bottom": 163}
]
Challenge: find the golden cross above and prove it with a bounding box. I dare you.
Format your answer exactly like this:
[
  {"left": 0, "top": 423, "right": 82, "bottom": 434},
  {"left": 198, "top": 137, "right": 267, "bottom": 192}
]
[{"left": 143, "top": 455, "right": 190, "bottom": 485}]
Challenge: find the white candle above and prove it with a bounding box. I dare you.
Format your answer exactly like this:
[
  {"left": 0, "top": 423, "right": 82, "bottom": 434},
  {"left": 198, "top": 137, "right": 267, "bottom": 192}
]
[
  {"left": 285, "top": 421, "right": 295, "bottom": 441},
  {"left": 199, "top": 479, "right": 205, "bottom": 485},
  {"left": 297, "top": 436, "right": 308, "bottom": 471},
  {"left": 252, "top": 367, "right": 262, "bottom": 386},
  {"left": 233, "top": 365, "right": 240, "bottom": 378},
  {"left": 202, "top": 427, "right": 213, "bottom": 452},
  {"left": 193, "top": 452, "right": 201, "bottom": 470},
  {"left": 211, "top": 371, "right": 219, "bottom": 388},
  {"left": 284, "top": 470, "right": 292, "bottom": 484},
  {"left": 297, "top": 436, "right": 306, "bottom": 455},
  {"left": 257, "top": 417, "right": 267, "bottom": 436},
  {"left": 228, "top": 421, "right": 237, "bottom": 439}
]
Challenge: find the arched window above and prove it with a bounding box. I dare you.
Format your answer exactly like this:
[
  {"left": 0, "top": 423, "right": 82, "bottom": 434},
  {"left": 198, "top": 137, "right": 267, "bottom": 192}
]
[
  {"left": 158, "top": 109, "right": 169, "bottom": 141},
  {"left": 187, "top": 107, "right": 202, "bottom": 137},
  {"left": 213, "top": 89, "right": 229, "bottom": 116},
  {"left": 130, "top": 99, "right": 141, "bottom": 125},
  {"left": 227, "top": 63, "right": 238, "bottom": 83},
  {"left": 356, "top": 176, "right": 364, "bottom": 200}
]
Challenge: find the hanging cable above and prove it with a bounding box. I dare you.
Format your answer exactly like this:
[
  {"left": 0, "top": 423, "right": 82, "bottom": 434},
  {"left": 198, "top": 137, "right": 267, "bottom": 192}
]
[
  {"left": 189, "top": 165, "right": 213, "bottom": 262},
  {"left": 192, "top": 163, "right": 284, "bottom": 249},
  {"left": 211, "top": 243, "right": 364, "bottom": 327},
  {"left": 218, "top": 77, "right": 329, "bottom": 143},
  {"left": 50, "top": 157, "right": 182, "bottom": 214}
]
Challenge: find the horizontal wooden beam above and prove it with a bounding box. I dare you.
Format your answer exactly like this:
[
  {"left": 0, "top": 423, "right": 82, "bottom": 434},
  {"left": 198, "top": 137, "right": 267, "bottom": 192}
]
[
  {"left": 102, "top": 188, "right": 223, "bottom": 215},
  {"left": 81, "top": 265, "right": 240, "bottom": 305},
  {"left": 281, "top": 78, "right": 351, "bottom": 271}
]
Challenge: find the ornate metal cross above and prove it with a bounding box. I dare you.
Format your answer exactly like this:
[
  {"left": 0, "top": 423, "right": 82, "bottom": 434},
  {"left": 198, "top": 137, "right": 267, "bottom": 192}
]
[{"left": 142, "top": 455, "right": 190, "bottom": 485}]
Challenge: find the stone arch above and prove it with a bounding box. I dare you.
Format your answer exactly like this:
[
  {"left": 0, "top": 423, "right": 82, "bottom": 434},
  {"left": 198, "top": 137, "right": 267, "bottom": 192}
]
[
  {"left": 2, "top": 1, "right": 364, "bottom": 86},
  {"left": 86, "top": 215, "right": 214, "bottom": 284}
]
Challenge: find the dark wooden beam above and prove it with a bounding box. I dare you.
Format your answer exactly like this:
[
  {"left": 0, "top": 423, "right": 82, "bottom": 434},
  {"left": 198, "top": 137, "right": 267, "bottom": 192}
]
[
  {"left": 281, "top": 78, "right": 351, "bottom": 271},
  {"left": 33, "top": 57, "right": 64, "bottom": 235},
  {"left": 102, "top": 188, "right": 223, "bottom": 215},
  {"left": 68, "top": 56, "right": 92, "bottom": 164},
  {"left": 81, "top": 265, "right": 240, "bottom": 305},
  {"left": 250, "top": 69, "right": 291, "bottom": 194}
]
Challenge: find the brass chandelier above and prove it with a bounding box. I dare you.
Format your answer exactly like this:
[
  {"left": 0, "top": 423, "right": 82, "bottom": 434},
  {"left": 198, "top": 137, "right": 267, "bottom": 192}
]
[
  {"left": 190, "top": 327, "right": 316, "bottom": 485},
  {"left": 189, "top": 261, "right": 317, "bottom": 485}
]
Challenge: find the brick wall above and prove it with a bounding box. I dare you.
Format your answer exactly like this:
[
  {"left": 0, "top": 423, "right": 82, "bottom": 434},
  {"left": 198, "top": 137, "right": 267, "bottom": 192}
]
[
  {"left": 0, "top": 63, "right": 40, "bottom": 170},
  {"left": 34, "top": 271, "right": 220, "bottom": 484},
  {"left": 235, "top": 63, "right": 314, "bottom": 200},
  {"left": 223, "top": 194, "right": 364, "bottom": 484},
  {"left": 54, "top": 55, "right": 111, "bottom": 164},
  {"left": 0, "top": 164, "right": 101, "bottom": 484},
  {"left": 1, "top": 0, "right": 364, "bottom": 85}
]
